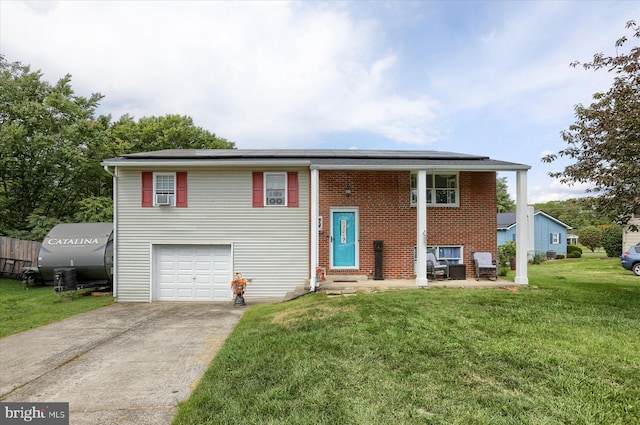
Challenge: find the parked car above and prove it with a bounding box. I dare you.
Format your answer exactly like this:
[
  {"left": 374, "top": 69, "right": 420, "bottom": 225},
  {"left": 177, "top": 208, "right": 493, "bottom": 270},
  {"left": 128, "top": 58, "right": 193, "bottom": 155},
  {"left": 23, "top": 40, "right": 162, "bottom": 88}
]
[{"left": 620, "top": 245, "right": 640, "bottom": 276}]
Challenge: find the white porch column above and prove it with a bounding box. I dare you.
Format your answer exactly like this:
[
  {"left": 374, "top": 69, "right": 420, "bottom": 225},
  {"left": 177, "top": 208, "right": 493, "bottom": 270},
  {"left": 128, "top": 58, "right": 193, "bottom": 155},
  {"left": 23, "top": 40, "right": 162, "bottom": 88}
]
[
  {"left": 515, "top": 170, "right": 529, "bottom": 285},
  {"left": 416, "top": 170, "right": 428, "bottom": 287},
  {"left": 310, "top": 167, "right": 320, "bottom": 291}
]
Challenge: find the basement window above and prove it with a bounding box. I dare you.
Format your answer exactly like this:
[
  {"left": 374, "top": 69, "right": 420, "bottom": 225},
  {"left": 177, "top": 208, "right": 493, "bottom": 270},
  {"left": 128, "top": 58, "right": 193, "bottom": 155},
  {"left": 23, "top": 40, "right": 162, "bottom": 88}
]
[{"left": 414, "top": 246, "right": 464, "bottom": 264}]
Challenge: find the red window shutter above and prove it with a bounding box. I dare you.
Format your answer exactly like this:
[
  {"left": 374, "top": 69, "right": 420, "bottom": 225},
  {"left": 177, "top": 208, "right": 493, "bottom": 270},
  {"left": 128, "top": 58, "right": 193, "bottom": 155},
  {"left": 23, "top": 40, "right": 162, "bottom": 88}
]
[
  {"left": 252, "top": 172, "right": 264, "bottom": 207},
  {"left": 141, "top": 172, "right": 153, "bottom": 207},
  {"left": 176, "top": 172, "right": 187, "bottom": 207},
  {"left": 287, "top": 172, "right": 298, "bottom": 207}
]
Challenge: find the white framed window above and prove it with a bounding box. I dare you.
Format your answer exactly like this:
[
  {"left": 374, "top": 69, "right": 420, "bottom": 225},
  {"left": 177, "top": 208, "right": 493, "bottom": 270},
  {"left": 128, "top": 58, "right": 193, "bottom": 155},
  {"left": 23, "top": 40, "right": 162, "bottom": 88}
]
[
  {"left": 264, "top": 172, "right": 287, "bottom": 206},
  {"left": 551, "top": 233, "right": 560, "bottom": 245},
  {"left": 414, "top": 245, "right": 464, "bottom": 264},
  {"left": 410, "top": 173, "right": 459, "bottom": 207},
  {"left": 154, "top": 173, "right": 176, "bottom": 206}
]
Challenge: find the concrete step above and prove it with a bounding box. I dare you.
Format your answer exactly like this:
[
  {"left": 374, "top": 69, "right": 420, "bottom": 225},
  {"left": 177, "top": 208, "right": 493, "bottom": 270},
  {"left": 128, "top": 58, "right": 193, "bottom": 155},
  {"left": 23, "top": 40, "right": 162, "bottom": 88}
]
[
  {"left": 283, "top": 284, "right": 312, "bottom": 301},
  {"left": 324, "top": 275, "right": 368, "bottom": 282}
]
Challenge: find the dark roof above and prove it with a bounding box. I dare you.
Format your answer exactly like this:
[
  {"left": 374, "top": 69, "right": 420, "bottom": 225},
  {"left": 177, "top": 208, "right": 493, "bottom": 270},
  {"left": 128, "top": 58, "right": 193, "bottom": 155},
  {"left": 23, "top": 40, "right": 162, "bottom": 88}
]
[
  {"left": 497, "top": 212, "right": 517, "bottom": 229},
  {"left": 497, "top": 210, "right": 572, "bottom": 230},
  {"left": 103, "top": 149, "right": 530, "bottom": 171},
  {"left": 117, "top": 149, "right": 486, "bottom": 160}
]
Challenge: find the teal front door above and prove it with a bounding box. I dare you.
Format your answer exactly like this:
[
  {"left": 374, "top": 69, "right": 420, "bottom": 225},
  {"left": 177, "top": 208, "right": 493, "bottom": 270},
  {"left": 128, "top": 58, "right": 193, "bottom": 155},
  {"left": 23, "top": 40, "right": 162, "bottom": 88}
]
[{"left": 331, "top": 210, "right": 358, "bottom": 268}]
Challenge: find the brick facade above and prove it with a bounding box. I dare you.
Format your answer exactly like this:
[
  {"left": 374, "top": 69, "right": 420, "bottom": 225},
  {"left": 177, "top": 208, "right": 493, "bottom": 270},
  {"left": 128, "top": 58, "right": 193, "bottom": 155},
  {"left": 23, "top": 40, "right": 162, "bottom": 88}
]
[{"left": 318, "top": 170, "right": 497, "bottom": 279}]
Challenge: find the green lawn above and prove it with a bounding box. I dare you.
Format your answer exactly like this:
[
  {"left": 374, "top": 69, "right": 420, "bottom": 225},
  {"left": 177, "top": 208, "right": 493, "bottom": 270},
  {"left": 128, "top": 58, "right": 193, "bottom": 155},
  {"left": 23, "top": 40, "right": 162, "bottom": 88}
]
[
  {"left": 0, "top": 278, "right": 113, "bottom": 338},
  {"left": 174, "top": 254, "right": 640, "bottom": 425}
]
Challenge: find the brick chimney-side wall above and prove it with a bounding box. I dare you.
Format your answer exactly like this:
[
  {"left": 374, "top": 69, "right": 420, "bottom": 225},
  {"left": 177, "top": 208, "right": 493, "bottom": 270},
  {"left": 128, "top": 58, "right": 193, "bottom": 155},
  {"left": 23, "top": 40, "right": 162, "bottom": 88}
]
[{"left": 317, "top": 170, "right": 497, "bottom": 279}]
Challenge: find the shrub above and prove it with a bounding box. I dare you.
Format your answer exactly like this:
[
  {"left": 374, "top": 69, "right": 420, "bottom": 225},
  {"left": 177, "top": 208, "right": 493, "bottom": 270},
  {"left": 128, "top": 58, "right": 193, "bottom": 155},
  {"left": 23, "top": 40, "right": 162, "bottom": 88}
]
[
  {"left": 579, "top": 226, "right": 602, "bottom": 252},
  {"left": 498, "top": 241, "right": 516, "bottom": 276},
  {"left": 567, "top": 245, "right": 583, "bottom": 254},
  {"left": 556, "top": 254, "right": 565, "bottom": 260},
  {"left": 601, "top": 225, "right": 623, "bottom": 257},
  {"left": 532, "top": 252, "right": 546, "bottom": 264},
  {"left": 567, "top": 251, "right": 582, "bottom": 258}
]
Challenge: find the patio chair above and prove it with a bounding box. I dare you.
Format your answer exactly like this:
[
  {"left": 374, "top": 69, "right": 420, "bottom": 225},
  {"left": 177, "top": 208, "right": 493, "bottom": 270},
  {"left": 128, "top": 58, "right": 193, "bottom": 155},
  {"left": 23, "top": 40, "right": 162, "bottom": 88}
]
[
  {"left": 427, "top": 252, "right": 449, "bottom": 280},
  {"left": 472, "top": 252, "right": 497, "bottom": 281}
]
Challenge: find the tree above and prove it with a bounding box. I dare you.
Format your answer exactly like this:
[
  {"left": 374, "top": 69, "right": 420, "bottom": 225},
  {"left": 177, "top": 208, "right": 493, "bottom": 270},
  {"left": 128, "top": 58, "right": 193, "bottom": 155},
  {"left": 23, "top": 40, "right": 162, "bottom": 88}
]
[
  {"left": 0, "top": 56, "right": 236, "bottom": 239},
  {"left": 534, "top": 198, "right": 611, "bottom": 230},
  {"left": 601, "top": 225, "right": 623, "bottom": 257},
  {"left": 579, "top": 226, "right": 602, "bottom": 252},
  {"left": 110, "top": 114, "right": 234, "bottom": 153},
  {"left": 542, "top": 21, "right": 640, "bottom": 228},
  {"left": 0, "top": 56, "right": 108, "bottom": 238},
  {"left": 496, "top": 176, "right": 515, "bottom": 212}
]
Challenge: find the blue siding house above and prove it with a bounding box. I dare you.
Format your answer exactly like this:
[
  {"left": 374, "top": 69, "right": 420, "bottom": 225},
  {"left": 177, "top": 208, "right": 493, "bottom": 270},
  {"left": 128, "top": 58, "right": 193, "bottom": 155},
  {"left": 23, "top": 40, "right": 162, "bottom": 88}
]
[{"left": 498, "top": 210, "right": 572, "bottom": 256}]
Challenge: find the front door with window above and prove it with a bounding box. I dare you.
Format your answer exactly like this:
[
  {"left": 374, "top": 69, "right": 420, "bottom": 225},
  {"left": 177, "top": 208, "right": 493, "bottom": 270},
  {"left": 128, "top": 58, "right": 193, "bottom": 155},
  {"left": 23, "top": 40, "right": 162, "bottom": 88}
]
[{"left": 330, "top": 209, "right": 358, "bottom": 269}]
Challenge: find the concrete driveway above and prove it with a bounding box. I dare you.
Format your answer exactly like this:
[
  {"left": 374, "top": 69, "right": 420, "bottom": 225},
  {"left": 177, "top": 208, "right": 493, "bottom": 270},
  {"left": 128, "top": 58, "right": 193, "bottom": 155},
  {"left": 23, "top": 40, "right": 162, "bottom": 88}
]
[{"left": 0, "top": 302, "right": 253, "bottom": 424}]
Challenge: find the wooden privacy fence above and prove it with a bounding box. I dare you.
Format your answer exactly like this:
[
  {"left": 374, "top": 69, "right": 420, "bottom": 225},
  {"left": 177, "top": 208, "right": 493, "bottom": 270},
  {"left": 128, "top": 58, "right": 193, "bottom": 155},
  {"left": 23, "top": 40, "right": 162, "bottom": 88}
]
[{"left": 0, "top": 237, "right": 41, "bottom": 279}]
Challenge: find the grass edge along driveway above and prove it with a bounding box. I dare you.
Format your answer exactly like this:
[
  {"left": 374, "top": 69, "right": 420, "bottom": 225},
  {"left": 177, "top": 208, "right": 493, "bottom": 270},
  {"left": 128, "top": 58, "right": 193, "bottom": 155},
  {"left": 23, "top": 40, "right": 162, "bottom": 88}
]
[
  {"left": 174, "top": 256, "right": 640, "bottom": 425},
  {"left": 0, "top": 279, "right": 113, "bottom": 338}
]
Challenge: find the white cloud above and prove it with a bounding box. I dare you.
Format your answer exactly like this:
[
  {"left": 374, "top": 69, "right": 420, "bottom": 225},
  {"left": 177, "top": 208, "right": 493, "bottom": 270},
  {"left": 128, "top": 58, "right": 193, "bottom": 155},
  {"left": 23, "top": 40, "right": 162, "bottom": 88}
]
[
  {"left": 539, "top": 150, "right": 556, "bottom": 158},
  {"left": 0, "top": 0, "right": 440, "bottom": 147},
  {"left": 431, "top": 1, "right": 636, "bottom": 124},
  {"left": 1, "top": 1, "right": 635, "bottom": 205},
  {"left": 529, "top": 180, "right": 594, "bottom": 204}
]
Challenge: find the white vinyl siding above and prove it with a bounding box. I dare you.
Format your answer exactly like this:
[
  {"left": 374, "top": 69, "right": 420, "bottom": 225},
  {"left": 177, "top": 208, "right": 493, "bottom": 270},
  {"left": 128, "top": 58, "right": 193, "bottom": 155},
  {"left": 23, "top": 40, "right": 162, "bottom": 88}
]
[{"left": 114, "top": 168, "right": 309, "bottom": 301}]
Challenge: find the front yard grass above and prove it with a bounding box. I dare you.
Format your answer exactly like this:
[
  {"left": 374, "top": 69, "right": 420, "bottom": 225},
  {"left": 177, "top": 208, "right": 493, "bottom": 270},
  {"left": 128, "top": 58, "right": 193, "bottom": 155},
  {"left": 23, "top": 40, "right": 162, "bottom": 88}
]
[
  {"left": 0, "top": 278, "right": 113, "bottom": 338},
  {"left": 174, "top": 254, "right": 640, "bottom": 424}
]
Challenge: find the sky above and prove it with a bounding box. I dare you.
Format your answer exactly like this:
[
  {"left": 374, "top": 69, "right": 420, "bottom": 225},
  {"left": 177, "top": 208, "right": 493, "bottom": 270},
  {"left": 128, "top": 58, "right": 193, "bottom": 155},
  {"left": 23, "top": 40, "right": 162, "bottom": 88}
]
[{"left": 1, "top": 0, "right": 638, "bottom": 203}]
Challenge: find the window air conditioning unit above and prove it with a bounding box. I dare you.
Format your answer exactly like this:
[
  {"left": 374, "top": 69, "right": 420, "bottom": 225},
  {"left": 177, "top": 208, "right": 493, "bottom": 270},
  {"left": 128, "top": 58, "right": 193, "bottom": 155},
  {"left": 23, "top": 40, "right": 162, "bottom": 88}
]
[
  {"left": 155, "top": 194, "right": 172, "bottom": 205},
  {"left": 267, "top": 197, "right": 284, "bottom": 205}
]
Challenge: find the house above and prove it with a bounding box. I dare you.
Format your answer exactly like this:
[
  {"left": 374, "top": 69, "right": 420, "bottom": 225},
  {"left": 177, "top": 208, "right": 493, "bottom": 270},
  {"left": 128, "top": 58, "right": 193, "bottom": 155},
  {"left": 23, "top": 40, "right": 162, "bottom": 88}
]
[
  {"left": 497, "top": 209, "right": 572, "bottom": 257},
  {"left": 623, "top": 209, "right": 640, "bottom": 251},
  {"left": 101, "top": 149, "right": 531, "bottom": 302}
]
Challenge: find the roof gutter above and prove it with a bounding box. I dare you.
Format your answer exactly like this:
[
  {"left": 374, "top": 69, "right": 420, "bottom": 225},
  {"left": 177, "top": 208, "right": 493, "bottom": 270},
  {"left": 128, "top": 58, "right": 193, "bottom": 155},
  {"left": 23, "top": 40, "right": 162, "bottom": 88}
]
[
  {"left": 100, "top": 160, "right": 530, "bottom": 172},
  {"left": 100, "top": 159, "right": 312, "bottom": 168},
  {"left": 310, "top": 164, "right": 531, "bottom": 172}
]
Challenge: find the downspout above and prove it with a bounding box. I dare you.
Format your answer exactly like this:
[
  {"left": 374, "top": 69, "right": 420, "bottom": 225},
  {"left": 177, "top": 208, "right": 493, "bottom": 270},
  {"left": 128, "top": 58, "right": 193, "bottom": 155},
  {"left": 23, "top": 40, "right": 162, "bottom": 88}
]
[{"left": 103, "top": 165, "right": 118, "bottom": 298}]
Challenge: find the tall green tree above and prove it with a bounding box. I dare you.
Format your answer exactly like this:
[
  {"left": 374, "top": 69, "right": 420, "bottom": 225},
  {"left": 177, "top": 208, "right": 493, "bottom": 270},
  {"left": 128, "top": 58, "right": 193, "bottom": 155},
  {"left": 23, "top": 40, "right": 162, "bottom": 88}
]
[
  {"left": 534, "top": 198, "right": 611, "bottom": 230},
  {"left": 0, "top": 56, "right": 235, "bottom": 239},
  {"left": 111, "top": 114, "right": 234, "bottom": 153},
  {"left": 542, "top": 21, "right": 640, "bottom": 228},
  {"left": 0, "top": 56, "right": 108, "bottom": 237},
  {"left": 601, "top": 225, "right": 623, "bottom": 257},
  {"left": 496, "top": 176, "right": 515, "bottom": 212}
]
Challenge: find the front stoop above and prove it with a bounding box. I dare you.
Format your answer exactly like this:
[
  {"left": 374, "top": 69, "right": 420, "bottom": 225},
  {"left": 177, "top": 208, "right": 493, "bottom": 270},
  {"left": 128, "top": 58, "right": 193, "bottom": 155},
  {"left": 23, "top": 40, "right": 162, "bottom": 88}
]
[
  {"left": 325, "top": 275, "right": 369, "bottom": 283},
  {"left": 283, "top": 277, "right": 520, "bottom": 300}
]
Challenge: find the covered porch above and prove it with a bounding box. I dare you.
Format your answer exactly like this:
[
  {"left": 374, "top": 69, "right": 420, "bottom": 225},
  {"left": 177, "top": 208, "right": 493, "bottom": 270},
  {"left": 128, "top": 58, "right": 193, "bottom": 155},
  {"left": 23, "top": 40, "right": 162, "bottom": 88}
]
[{"left": 306, "top": 151, "right": 531, "bottom": 290}]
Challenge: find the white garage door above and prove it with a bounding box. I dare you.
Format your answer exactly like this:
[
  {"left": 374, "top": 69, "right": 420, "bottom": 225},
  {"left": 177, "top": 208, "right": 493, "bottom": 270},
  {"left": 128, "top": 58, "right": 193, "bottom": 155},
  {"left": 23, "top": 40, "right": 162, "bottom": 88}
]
[{"left": 154, "top": 245, "right": 232, "bottom": 301}]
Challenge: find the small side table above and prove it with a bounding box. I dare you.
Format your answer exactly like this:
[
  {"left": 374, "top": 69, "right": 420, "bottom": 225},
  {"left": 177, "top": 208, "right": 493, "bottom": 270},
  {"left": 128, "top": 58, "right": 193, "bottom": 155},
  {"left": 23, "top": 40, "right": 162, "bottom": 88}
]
[{"left": 448, "top": 264, "right": 466, "bottom": 280}]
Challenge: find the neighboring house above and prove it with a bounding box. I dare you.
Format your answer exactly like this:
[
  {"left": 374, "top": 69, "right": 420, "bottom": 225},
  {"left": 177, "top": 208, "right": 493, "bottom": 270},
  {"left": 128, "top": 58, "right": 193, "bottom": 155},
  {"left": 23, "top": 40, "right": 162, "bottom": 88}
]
[
  {"left": 623, "top": 209, "right": 640, "bottom": 251},
  {"left": 102, "top": 149, "right": 531, "bottom": 302},
  {"left": 497, "top": 209, "right": 572, "bottom": 256}
]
